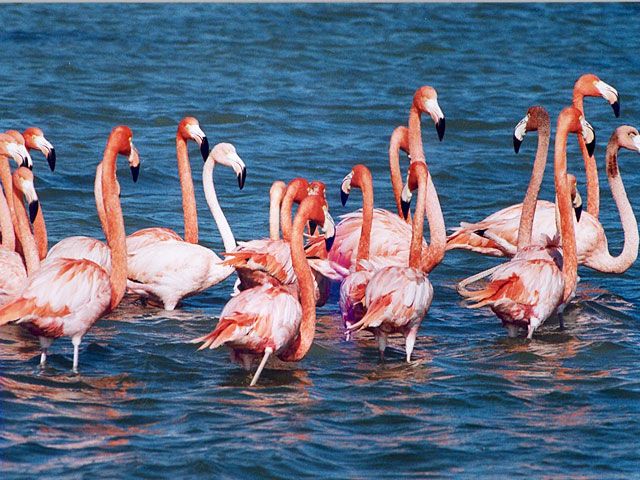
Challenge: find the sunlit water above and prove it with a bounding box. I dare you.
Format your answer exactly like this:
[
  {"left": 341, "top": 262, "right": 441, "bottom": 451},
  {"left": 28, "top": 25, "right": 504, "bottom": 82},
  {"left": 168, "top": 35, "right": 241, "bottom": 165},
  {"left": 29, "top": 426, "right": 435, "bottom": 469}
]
[{"left": 1, "top": 3, "right": 640, "bottom": 478}]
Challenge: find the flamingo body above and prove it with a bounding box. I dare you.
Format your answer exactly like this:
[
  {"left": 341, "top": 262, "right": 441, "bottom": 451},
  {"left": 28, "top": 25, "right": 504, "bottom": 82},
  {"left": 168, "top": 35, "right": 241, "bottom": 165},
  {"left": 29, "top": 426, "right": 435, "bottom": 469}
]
[
  {"left": 126, "top": 227, "right": 182, "bottom": 254},
  {"left": 0, "top": 249, "right": 27, "bottom": 305},
  {"left": 45, "top": 236, "right": 112, "bottom": 273}
]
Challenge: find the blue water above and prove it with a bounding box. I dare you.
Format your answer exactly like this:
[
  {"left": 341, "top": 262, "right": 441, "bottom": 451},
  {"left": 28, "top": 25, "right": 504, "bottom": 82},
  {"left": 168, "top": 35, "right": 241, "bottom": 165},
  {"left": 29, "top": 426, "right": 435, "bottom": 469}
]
[{"left": 1, "top": 3, "right": 640, "bottom": 478}]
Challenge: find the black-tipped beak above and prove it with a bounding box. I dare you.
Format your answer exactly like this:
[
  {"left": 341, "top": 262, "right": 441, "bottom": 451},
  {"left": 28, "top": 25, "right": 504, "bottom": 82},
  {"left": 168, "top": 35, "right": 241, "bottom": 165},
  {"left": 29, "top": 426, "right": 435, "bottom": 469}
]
[
  {"left": 586, "top": 133, "right": 596, "bottom": 157},
  {"left": 435, "top": 117, "right": 445, "bottom": 142},
  {"left": 130, "top": 164, "right": 140, "bottom": 183},
  {"left": 474, "top": 229, "right": 487, "bottom": 238},
  {"left": 25, "top": 161, "right": 33, "bottom": 171},
  {"left": 47, "top": 148, "right": 56, "bottom": 172},
  {"left": 28, "top": 200, "right": 39, "bottom": 223},
  {"left": 574, "top": 204, "right": 582, "bottom": 223},
  {"left": 513, "top": 135, "right": 522, "bottom": 154},
  {"left": 612, "top": 99, "right": 620, "bottom": 118},
  {"left": 340, "top": 188, "right": 349, "bottom": 207},
  {"left": 401, "top": 198, "right": 411, "bottom": 220},
  {"left": 309, "top": 220, "right": 318, "bottom": 235},
  {"left": 325, "top": 234, "right": 335, "bottom": 252},
  {"left": 199, "top": 136, "right": 210, "bottom": 161},
  {"left": 237, "top": 167, "right": 246, "bottom": 190}
]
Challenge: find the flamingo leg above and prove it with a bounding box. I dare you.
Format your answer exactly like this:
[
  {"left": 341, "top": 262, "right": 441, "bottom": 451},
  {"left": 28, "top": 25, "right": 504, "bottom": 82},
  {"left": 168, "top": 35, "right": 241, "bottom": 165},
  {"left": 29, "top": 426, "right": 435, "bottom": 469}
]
[
  {"left": 38, "top": 337, "right": 53, "bottom": 367},
  {"left": 405, "top": 325, "right": 419, "bottom": 363},
  {"left": 250, "top": 347, "right": 273, "bottom": 387},
  {"left": 506, "top": 324, "right": 519, "bottom": 338},
  {"left": 344, "top": 321, "right": 352, "bottom": 341},
  {"left": 376, "top": 333, "right": 386, "bottom": 361},
  {"left": 72, "top": 336, "right": 82, "bottom": 373},
  {"left": 526, "top": 324, "right": 535, "bottom": 340}
]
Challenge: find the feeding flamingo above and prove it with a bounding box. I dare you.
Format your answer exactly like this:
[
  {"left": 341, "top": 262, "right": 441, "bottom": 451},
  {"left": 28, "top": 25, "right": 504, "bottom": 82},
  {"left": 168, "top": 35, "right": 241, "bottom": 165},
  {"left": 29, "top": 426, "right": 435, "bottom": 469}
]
[
  {"left": 125, "top": 143, "right": 246, "bottom": 310},
  {"left": 193, "top": 194, "right": 335, "bottom": 386},
  {"left": 347, "top": 160, "right": 446, "bottom": 362},
  {"left": 326, "top": 86, "right": 444, "bottom": 271},
  {"left": 446, "top": 74, "right": 619, "bottom": 257},
  {"left": 0, "top": 126, "right": 138, "bottom": 371},
  {"left": 458, "top": 107, "right": 593, "bottom": 338}
]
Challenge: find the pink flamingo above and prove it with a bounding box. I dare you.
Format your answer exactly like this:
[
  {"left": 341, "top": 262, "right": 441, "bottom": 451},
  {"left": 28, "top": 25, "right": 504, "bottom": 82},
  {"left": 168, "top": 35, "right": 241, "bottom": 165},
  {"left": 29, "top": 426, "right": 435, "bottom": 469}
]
[
  {"left": 0, "top": 126, "right": 137, "bottom": 370},
  {"left": 126, "top": 116, "right": 212, "bottom": 253},
  {"left": 192, "top": 194, "right": 335, "bottom": 386},
  {"left": 0, "top": 168, "right": 40, "bottom": 306},
  {"left": 446, "top": 74, "right": 619, "bottom": 259},
  {"left": 338, "top": 165, "right": 376, "bottom": 334},
  {"left": 125, "top": 143, "right": 246, "bottom": 310},
  {"left": 327, "top": 85, "right": 444, "bottom": 270},
  {"left": 459, "top": 107, "right": 591, "bottom": 338},
  {"left": 347, "top": 160, "right": 446, "bottom": 361}
]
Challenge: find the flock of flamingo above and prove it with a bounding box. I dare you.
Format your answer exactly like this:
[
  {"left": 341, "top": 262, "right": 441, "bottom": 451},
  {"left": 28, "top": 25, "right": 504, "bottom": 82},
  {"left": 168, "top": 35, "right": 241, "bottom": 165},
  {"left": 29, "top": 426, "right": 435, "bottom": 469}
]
[{"left": 0, "top": 74, "right": 637, "bottom": 386}]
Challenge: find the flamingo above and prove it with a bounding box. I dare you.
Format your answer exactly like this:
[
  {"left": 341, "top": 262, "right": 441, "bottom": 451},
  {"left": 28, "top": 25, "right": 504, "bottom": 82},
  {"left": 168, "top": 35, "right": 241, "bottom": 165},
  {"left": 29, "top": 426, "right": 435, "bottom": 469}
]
[
  {"left": 458, "top": 107, "right": 592, "bottom": 338},
  {"left": 192, "top": 194, "right": 335, "bottom": 386},
  {"left": 125, "top": 143, "right": 246, "bottom": 310},
  {"left": 0, "top": 169, "right": 39, "bottom": 306},
  {"left": 446, "top": 74, "right": 619, "bottom": 257},
  {"left": 0, "top": 126, "right": 138, "bottom": 370},
  {"left": 125, "top": 116, "right": 212, "bottom": 253},
  {"left": 346, "top": 160, "right": 446, "bottom": 362},
  {"left": 326, "top": 85, "right": 444, "bottom": 270},
  {"left": 338, "top": 165, "right": 376, "bottom": 334}
]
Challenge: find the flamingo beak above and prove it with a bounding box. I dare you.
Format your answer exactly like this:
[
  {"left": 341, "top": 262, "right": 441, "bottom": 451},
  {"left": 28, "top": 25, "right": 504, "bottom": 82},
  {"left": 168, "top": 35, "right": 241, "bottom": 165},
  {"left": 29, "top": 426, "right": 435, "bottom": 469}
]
[
  {"left": 573, "top": 190, "right": 583, "bottom": 223},
  {"left": 322, "top": 209, "right": 336, "bottom": 252},
  {"left": 425, "top": 98, "right": 446, "bottom": 141},
  {"left": 21, "top": 179, "right": 39, "bottom": 222},
  {"left": 237, "top": 166, "right": 247, "bottom": 190},
  {"left": 611, "top": 99, "right": 620, "bottom": 118},
  {"left": 309, "top": 221, "right": 318, "bottom": 235},
  {"left": 199, "top": 136, "right": 210, "bottom": 162},
  {"left": 35, "top": 136, "right": 56, "bottom": 171},
  {"left": 435, "top": 117, "right": 445, "bottom": 142},
  {"left": 29, "top": 200, "right": 39, "bottom": 223},
  {"left": 581, "top": 118, "right": 596, "bottom": 157},
  {"left": 513, "top": 114, "right": 529, "bottom": 154},
  {"left": 46, "top": 148, "right": 56, "bottom": 172},
  {"left": 340, "top": 171, "right": 353, "bottom": 207},
  {"left": 400, "top": 182, "right": 412, "bottom": 220},
  {"left": 129, "top": 143, "right": 140, "bottom": 183},
  {"left": 595, "top": 80, "right": 620, "bottom": 118}
]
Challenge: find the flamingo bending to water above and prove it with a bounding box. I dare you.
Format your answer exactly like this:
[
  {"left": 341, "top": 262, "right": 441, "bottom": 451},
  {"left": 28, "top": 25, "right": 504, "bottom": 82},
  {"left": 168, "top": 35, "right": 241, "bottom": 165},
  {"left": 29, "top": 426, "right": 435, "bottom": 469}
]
[
  {"left": 459, "top": 107, "right": 592, "bottom": 338},
  {"left": 193, "top": 194, "right": 335, "bottom": 386},
  {"left": 125, "top": 143, "right": 246, "bottom": 310},
  {"left": 0, "top": 126, "right": 138, "bottom": 370},
  {"left": 446, "top": 74, "right": 619, "bottom": 257}
]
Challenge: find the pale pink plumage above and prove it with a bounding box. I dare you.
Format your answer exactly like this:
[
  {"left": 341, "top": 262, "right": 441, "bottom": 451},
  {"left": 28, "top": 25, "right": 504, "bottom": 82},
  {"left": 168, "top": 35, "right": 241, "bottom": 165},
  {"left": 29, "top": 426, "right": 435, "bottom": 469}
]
[
  {"left": 45, "top": 235, "right": 112, "bottom": 273},
  {"left": 0, "top": 249, "right": 27, "bottom": 306}
]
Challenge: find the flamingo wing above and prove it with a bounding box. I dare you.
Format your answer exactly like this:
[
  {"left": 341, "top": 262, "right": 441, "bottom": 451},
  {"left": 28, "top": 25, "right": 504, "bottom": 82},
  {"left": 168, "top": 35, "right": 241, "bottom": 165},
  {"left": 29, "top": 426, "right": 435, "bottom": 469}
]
[
  {"left": 0, "top": 249, "right": 27, "bottom": 304},
  {"left": 45, "top": 236, "right": 112, "bottom": 273},
  {"left": 126, "top": 227, "right": 182, "bottom": 254},
  {"left": 223, "top": 239, "right": 295, "bottom": 287}
]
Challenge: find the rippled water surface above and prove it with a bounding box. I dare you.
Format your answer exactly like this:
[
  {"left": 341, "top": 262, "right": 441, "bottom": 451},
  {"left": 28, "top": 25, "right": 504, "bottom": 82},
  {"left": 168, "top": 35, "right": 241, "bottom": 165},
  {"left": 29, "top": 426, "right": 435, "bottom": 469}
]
[{"left": 2, "top": 3, "right": 640, "bottom": 478}]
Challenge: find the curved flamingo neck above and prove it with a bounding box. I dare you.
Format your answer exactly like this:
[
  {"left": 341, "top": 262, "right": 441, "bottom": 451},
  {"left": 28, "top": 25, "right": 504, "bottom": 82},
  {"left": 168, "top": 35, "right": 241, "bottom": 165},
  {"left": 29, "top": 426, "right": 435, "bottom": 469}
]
[
  {"left": 355, "top": 169, "right": 374, "bottom": 271},
  {"left": 280, "top": 189, "right": 297, "bottom": 242},
  {"left": 389, "top": 126, "right": 410, "bottom": 221},
  {"left": 94, "top": 163, "right": 110, "bottom": 239},
  {"left": 11, "top": 180, "right": 39, "bottom": 275},
  {"left": 269, "top": 181, "right": 286, "bottom": 240},
  {"left": 590, "top": 141, "right": 639, "bottom": 272},
  {"left": 0, "top": 156, "right": 16, "bottom": 230},
  {"left": 554, "top": 117, "right": 578, "bottom": 302},
  {"left": 408, "top": 168, "right": 427, "bottom": 269},
  {"left": 101, "top": 145, "right": 128, "bottom": 311},
  {"left": 517, "top": 121, "right": 550, "bottom": 250},
  {"left": 202, "top": 159, "right": 236, "bottom": 253},
  {"left": 278, "top": 200, "right": 317, "bottom": 362},
  {"left": 572, "top": 92, "right": 600, "bottom": 219},
  {"left": 176, "top": 134, "right": 198, "bottom": 243},
  {"left": 0, "top": 184, "right": 15, "bottom": 251},
  {"left": 420, "top": 172, "right": 446, "bottom": 273}
]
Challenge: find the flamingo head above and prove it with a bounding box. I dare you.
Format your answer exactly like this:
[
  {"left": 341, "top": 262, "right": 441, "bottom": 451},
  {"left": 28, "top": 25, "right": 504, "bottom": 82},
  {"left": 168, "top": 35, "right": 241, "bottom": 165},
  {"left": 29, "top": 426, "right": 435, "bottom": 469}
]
[
  {"left": 13, "top": 166, "right": 39, "bottom": 223},
  {"left": 23, "top": 127, "right": 56, "bottom": 172},
  {"left": 179, "top": 116, "right": 210, "bottom": 161},
  {"left": 413, "top": 85, "right": 445, "bottom": 141},
  {"left": 574, "top": 74, "right": 620, "bottom": 117},
  {"left": 0, "top": 131, "right": 33, "bottom": 169},
  {"left": 400, "top": 161, "right": 429, "bottom": 220},
  {"left": 285, "top": 177, "right": 310, "bottom": 204},
  {"left": 340, "top": 164, "right": 371, "bottom": 207},
  {"left": 300, "top": 195, "right": 335, "bottom": 252},
  {"left": 207, "top": 142, "right": 247, "bottom": 189},
  {"left": 566, "top": 173, "right": 583, "bottom": 222},
  {"left": 513, "top": 106, "right": 550, "bottom": 153},
  {"left": 613, "top": 125, "right": 640, "bottom": 154},
  {"left": 109, "top": 125, "right": 140, "bottom": 182}
]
